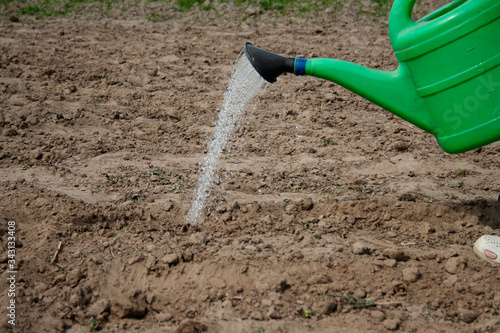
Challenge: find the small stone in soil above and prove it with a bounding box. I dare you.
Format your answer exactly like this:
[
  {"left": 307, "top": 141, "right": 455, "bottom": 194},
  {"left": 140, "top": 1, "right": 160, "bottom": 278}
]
[
  {"left": 382, "top": 318, "right": 400, "bottom": 331},
  {"left": 402, "top": 267, "right": 421, "bottom": 283},
  {"left": 352, "top": 242, "right": 371, "bottom": 255},
  {"left": 300, "top": 197, "right": 314, "bottom": 210},
  {"left": 458, "top": 308, "right": 477, "bottom": 323},
  {"left": 383, "top": 248, "right": 409, "bottom": 261},
  {"left": 370, "top": 310, "right": 386, "bottom": 321},
  {"left": 162, "top": 253, "right": 180, "bottom": 266},
  {"left": 445, "top": 257, "right": 467, "bottom": 274}
]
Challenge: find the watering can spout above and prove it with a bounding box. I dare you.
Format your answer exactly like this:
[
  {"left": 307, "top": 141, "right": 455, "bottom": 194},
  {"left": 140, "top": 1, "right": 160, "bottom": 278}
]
[
  {"left": 244, "top": 43, "right": 295, "bottom": 83},
  {"left": 245, "top": 43, "right": 434, "bottom": 135}
]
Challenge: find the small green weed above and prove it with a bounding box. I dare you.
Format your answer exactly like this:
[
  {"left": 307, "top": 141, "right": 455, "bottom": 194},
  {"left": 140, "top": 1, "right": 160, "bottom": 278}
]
[
  {"left": 298, "top": 221, "right": 309, "bottom": 229},
  {"left": 301, "top": 309, "right": 313, "bottom": 318},
  {"left": 321, "top": 101, "right": 332, "bottom": 109},
  {"left": 89, "top": 318, "right": 99, "bottom": 332},
  {"left": 171, "top": 183, "right": 184, "bottom": 191},
  {"left": 121, "top": 226, "right": 133, "bottom": 233},
  {"left": 322, "top": 139, "right": 336, "bottom": 146},
  {"left": 146, "top": 169, "right": 164, "bottom": 178},
  {"left": 444, "top": 193, "right": 458, "bottom": 200},
  {"left": 422, "top": 303, "right": 435, "bottom": 314},
  {"left": 448, "top": 181, "right": 463, "bottom": 188},
  {"left": 224, "top": 153, "right": 240, "bottom": 164},
  {"left": 106, "top": 173, "right": 123, "bottom": 184},
  {"left": 300, "top": 309, "right": 320, "bottom": 318},
  {"left": 330, "top": 293, "right": 375, "bottom": 308},
  {"left": 88, "top": 245, "right": 102, "bottom": 253},
  {"left": 155, "top": 246, "right": 165, "bottom": 257}
]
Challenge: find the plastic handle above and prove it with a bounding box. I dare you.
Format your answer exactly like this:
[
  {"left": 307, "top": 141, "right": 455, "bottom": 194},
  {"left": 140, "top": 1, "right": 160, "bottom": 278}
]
[{"left": 389, "top": 0, "right": 417, "bottom": 38}]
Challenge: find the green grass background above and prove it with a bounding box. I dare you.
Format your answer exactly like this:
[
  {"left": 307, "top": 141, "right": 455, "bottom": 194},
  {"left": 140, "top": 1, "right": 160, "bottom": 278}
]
[{"left": 1, "top": 0, "right": 394, "bottom": 22}]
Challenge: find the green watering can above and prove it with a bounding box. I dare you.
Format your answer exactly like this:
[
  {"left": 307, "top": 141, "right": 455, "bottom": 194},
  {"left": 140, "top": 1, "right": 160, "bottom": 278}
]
[{"left": 245, "top": 0, "right": 500, "bottom": 154}]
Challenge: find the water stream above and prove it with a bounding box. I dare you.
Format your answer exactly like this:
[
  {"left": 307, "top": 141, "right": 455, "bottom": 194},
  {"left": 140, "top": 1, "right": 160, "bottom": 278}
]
[{"left": 186, "top": 50, "right": 269, "bottom": 225}]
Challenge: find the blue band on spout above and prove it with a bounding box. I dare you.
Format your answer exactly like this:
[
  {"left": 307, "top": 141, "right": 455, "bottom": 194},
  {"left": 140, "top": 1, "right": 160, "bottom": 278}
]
[{"left": 295, "top": 58, "right": 306, "bottom": 76}]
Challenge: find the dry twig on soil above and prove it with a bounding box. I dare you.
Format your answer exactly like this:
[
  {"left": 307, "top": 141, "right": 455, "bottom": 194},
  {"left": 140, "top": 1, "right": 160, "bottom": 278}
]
[{"left": 50, "top": 241, "right": 62, "bottom": 264}]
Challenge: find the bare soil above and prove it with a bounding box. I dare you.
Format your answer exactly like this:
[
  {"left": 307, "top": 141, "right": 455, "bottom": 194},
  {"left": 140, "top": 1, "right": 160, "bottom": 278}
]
[{"left": 1, "top": 1, "right": 499, "bottom": 332}]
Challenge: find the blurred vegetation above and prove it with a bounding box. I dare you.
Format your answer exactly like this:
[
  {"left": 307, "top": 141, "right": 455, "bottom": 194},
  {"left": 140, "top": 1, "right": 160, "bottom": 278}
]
[{"left": 0, "top": 0, "right": 394, "bottom": 22}]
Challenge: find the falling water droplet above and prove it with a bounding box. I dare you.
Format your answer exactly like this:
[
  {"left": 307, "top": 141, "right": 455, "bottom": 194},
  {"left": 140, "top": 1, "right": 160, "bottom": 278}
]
[{"left": 186, "top": 50, "right": 269, "bottom": 225}]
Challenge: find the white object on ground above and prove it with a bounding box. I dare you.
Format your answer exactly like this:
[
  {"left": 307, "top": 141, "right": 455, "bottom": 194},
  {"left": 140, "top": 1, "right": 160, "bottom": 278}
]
[{"left": 474, "top": 235, "right": 500, "bottom": 265}]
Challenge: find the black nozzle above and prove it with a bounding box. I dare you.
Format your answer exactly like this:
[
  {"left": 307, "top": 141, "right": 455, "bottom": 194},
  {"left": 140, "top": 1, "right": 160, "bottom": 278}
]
[{"left": 244, "top": 43, "right": 296, "bottom": 83}]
